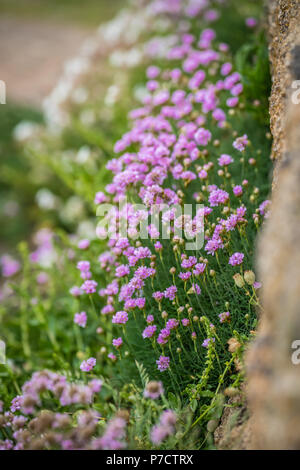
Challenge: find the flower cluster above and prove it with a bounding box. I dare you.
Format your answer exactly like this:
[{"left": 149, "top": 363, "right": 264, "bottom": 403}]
[{"left": 69, "top": 0, "right": 268, "bottom": 383}]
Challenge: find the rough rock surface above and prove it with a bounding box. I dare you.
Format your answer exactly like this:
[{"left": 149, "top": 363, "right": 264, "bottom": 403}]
[
  {"left": 268, "top": 0, "right": 300, "bottom": 183},
  {"left": 246, "top": 0, "right": 300, "bottom": 449},
  {"left": 214, "top": 395, "right": 251, "bottom": 450}
]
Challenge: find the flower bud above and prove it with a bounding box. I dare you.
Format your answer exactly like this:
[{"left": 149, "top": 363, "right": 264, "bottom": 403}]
[
  {"left": 224, "top": 387, "right": 239, "bottom": 397},
  {"left": 207, "top": 419, "right": 219, "bottom": 433},
  {"left": 244, "top": 270, "right": 255, "bottom": 285},
  {"left": 228, "top": 338, "right": 241, "bottom": 353},
  {"left": 233, "top": 273, "right": 245, "bottom": 288}
]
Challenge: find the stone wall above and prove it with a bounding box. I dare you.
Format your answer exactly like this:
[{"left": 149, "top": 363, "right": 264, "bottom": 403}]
[{"left": 246, "top": 0, "right": 300, "bottom": 449}]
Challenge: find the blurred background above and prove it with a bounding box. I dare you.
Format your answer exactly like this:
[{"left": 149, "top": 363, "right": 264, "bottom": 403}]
[{"left": 0, "top": 0, "right": 124, "bottom": 254}]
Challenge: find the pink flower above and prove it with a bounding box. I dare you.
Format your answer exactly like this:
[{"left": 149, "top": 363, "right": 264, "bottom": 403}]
[
  {"left": 195, "top": 127, "right": 212, "bottom": 146},
  {"left": 209, "top": 189, "right": 229, "bottom": 207},
  {"left": 1, "top": 255, "right": 20, "bottom": 277},
  {"left": 202, "top": 338, "right": 215, "bottom": 348},
  {"left": 166, "top": 318, "right": 179, "bottom": 330},
  {"left": 226, "top": 97, "right": 238, "bottom": 107},
  {"left": 112, "top": 311, "right": 128, "bottom": 325},
  {"left": 233, "top": 134, "right": 249, "bottom": 152},
  {"left": 221, "top": 62, "right": 232, "bottom": 76},
  {"left": 77, "top": 261, "right": 90, "bottom": 272},
  {"left": 144, "top": 381, "right": 164, "bottom": 399},
  {"left": 191, "top": 283, "right": 201, "bottom": 295},
  {"left": 81, "top": 280, "right": 98, "bottom": 294},
  {"left": 78, "top": 239, "right": 90, "bottom": 250},
  {"left": 154, "top": 241, "right": 163, "bottom": 252},
  {"left": 193, "top": 263, "right": 206, "bottom": 275},
  {"left": 218, "top": 311, "right": 230, "bottom": 323},
  {"left": 246, "top": 17, "right": 257, "bottom": 28},
  {"left": 164, "top": 285, "right": 177, "bottom": 301},
  {"left": 146, "top": 314, "right": 154, "bottom": 324},
  {"left": 112, "top": 337, "right": 123, "bottom": 349},
  {"left": 94, "top": 191, "right": 107, "bottom": 204},
  {"left": 157, "top": 328, "right": 170, "bottom": 345},
  {"left": 80, "top": 357, "right": 96, "bottom": 372},
  {"left": 229, "top": 252, "right": 244, "bottom": 266},
  {"left": 69, "top": 286, "right": 83, "bottom": 297},
  {"left": 218, "top": 154, "right": 233, "bottom": 166},
  {"left": 146, "top": 65, "right": 160, "bottom": 79},
  {"left": 74, "top": 311, "right": 87, "bottom": 328},
  {"left": 151, "top": 410, "right": 176, "bottom": 444},
  {"left": 142, "top": 325, "right": 157, "bottom": 338},
  {"left": 198, "top": 169, "right": 208, "bottom": 180},
  {"left": 233, "top": 185, "right": 243, "bottom": 197},
  {"left": 115, "top": 264, "right": 130, "bottom": 278},
  {"left": 259, "top": 200, "right": 271, "bottom": 217},
  {"left": 37, "top": 272, "right": 49, "bottom": 285},
  {"left": 108, "top": 353, "right": 117, "bottom": 362},
  {"left": 179, "top": 271, "right": 191, "bottom": 281},
  {"left": 89, "top": 379, "right": 103, "bottom": 393},
  {"left": 156, "top": 355, "right": 170, "bottom": 372}
]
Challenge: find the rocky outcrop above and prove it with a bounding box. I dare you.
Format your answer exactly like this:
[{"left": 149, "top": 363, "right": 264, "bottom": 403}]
[{"left": 247, "top": 0, "right": 300, "bottom": 449}]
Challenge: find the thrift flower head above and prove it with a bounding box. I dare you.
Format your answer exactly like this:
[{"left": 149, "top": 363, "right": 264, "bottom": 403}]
[
  {"left": 142, "top": 325, "right": 157, "bottom": 339},
  {"left": 108, "top": 353, "right": 117, "bottom": 362},
  {"left": 218, "top": 154, "right": 233, "bottom": 166},
  {"left": 81, "top": 280, "right": 98, "bottom": 294},
  {"left": 146, "top": 315, "right": 154, "bottom": 324},
  {"left": 156, "top": 355, "right": 170, "bottom": 372},
  {"left": 78, "top": 239, "right": 90, "bottom": 250},
  {"left": 209, "top": 189, "right": 229, "bottom": 207},
  {"left": 112, "top": 337, "right": 123, "bottom": 349},
  {"left": 77, "top": 261, "right": 90, "bottom": 272},
  {"left": 70, "top": 286, "right": 83, "bottom": 297},
  {"left": 164, "top": 285, "right": 177, "bottom": 300},
  {"left": 229, "top": 252, "right": 244, "bottom": 266},
  {"left": 166, "top": 318, "right": 179, "bottom": 330},
  {"left": 195, "top": 127, "right": 212, "bottom": 146},
  {"left": 144, "top": 381, "right": 164, "bottom": 399},
  {"left": 246, "top": 17, "right": 257, "bottom": 28},
  {"left": 112, "top": 311, "right": 128, "bottom": 324},
  {"left": 74, "top": 311, "right": 87, "bottom": 328},
  {"left": 218, "top": 311, "right": 230, "bottom": 323},
  {"left": 233, "top": 185, "right": 243, "bottom": 197},
  {"left": 151, "top": 410, "right": 176, "bottom": 444},
  {"left": 1, "top": 256, "right": 20, "bottom": 278},
  {"left": 80, "top": 358, "right": 96, "bottom": 372},
  {"left": 157, "top": 328, "right": 170, "bottom": 345},
  {"left": 202, "top": 338, "right": 215, "bottom": 348},
  {"left": 233, "top": 134, "right": 249, "bottom": 152}
]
